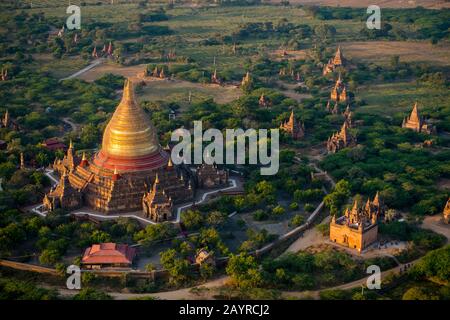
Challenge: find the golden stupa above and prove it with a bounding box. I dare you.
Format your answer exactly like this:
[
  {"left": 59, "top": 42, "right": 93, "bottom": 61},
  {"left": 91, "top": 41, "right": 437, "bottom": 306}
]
[
  {"left": 93, "top": 79, "right": 167, "bottom": 171},
  {"left": 44, "top": 79, "right": 196, "bottom": 215}
]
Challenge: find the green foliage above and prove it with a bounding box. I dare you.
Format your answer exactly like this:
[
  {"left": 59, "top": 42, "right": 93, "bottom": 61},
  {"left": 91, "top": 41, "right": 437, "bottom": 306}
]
[
  {"left": 410, "top": 245, "right": 450, "bottom": 283},
  {"left": 0, "top": 277, "right": 58, "bottom": 300},
  {"left": 239, "top": 229, "right": 276, "bottom": 252},
  {"left": 226, "top": 253, "right": 263, "bottom": 289},
  {"left": 323, "top": 180, "right": 351, "bottom": 215},
  {"left": 379, "top": 221, "right": 445, "bottom": 250},
  {"left": 134, "top": 223, "right": 177, "bottom": 244},
  {"left": 402, "top": 287, "right": 439, "bottom": 300},
  {"left": 160, "top": 248, "right": 192, "bottom": 286},
  {"left": 261, "top": 248, "right": 367, "bottom": 290},
  {"left": 181, "top": 210, "right": 204, "bottom": 230},
  {"left": 319, "top": 289, "right": 349, "bottom": 300},
  {"left": 289, "top": 214, "right": 305, "bottom": 227},
  {"left": 73, "top": 288, "right": 112, "bottom": 300}
]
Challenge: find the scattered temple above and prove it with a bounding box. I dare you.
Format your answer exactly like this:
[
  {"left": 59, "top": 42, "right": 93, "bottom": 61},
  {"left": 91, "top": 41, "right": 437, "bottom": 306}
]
[
  {"left": 53, "top": 140, "right": 80, "bottom": 173},
  {"left": 241, "top": 72, "right": 252, "bottom": 87},
  {"left": 211, "top": 69, "right": 222, "bottom": 85},
  {"left": 280, "top": 110, "right": 305, "bottom": 140},
  {"left": 197, "top": 163, "right": 229, "bottom": 189},
  {"left": 443, "top": 198, "right": 450, "bottom": 224},
  {"left": 330, "top": 74, "right": 348, "bottom": 103},
  {"left": 142, "top": 174, "right": 174, "bottom": 222},
  {"left": 1, "top": 110, "right": 19, "bottom": 130},
  {"left": 402, "top": 103, "right": 436, "bottom": 134},
  {"left": 343, "top": 105, "right": 353, "bottom": 128},
  {"left": 148, "top": 66, "right": 166, "bottom": 79},
  {"left": 326, "top": 101, "right": 340, "bottom": 115},
  {"left": 259, "top": 94, "right": 270, "bottom": 108},
  {"left": 326, "top": 122, "right": 356, "bottom": 153},
  {"left": 92, "top": 42, "right": 113, "bottom": 59},
  {"left": 43, "top": 169, "right": 82, "bottom": 211},
  {"left": 323, "top": 46, "right": 346, "bottom": 75},
  {"left": 1, "top": 68, "right": 8, "bottom": 81},
  {"left": 330, "top": 193, "right": 384, "bottom": 252},
  {"left": 43, "top": 79, "right": 192, "bottom": 222}
]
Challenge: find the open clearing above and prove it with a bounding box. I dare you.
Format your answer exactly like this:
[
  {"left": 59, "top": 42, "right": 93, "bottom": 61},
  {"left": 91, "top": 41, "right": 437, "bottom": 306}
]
[
  {"left": 77, "top": 63, "right": 147, "bottom": 82},
  {"left": 140, "top": 79, "right": 242, "bottom": 104},
  {"left": 270, "top": 0, "right": 450, "bottom": 9},
  {"left": 356, "top": 81, "right": 450, "bottom": 116},
  {"left": 68, "top": 60, "right": 243, "bottom": 104},
  {"left": 32, "top": 54, "right": 88, "bottom": 79},
  {"left": 342, "top": 41, "right": 450, "bottom": 66}
]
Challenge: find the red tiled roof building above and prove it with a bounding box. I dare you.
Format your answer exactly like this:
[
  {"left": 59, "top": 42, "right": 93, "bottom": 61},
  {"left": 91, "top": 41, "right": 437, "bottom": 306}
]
[{"left": 81, "top": 243, "right": 136, "bottom": 269}]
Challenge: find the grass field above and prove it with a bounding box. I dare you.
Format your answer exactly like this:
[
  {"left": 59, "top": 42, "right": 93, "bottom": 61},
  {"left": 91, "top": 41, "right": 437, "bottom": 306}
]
[
  {"left": 32, "top": 53, "right": 89, "bottom": 79},
  {"left": 342, "top": 41, "right": 450, "bottom": 66},
  {"left": 77, "top": 62, "right": 147, "bottom": 81},
  {"left": 269, "top": 0, "right": 450, "bottom": 9},
  {"left": 356, "top": 81, "right": 450, "bottom": 117},
  {"left": 139, "top": 78, "right": 242, "bottom": 105}
]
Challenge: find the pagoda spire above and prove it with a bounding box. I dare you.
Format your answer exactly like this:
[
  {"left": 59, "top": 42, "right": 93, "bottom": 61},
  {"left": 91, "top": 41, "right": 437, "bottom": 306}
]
[
  {"left": 289, "top": 110, "right": 295, "bottom": 124},
  {"left": 122, "top": 79, "right": 135, "bottom": 104},
  {"left": 373, "top": 191, "right": 380, "bottom": 206},
  {"left": 410, "top": 102, "right": 420, "bottom": 123}
]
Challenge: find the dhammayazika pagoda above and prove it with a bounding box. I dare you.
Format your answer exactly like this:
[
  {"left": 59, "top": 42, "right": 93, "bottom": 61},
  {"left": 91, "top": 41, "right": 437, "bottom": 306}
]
[
  {"left": 402, "top": 102, "right": 436, "bottom": 134},
  {"left": 330, "top": 193, "right": 385, "bottom": 252},
  {"left": 43, "top": 79, "right": 230, "bottom": 222}
]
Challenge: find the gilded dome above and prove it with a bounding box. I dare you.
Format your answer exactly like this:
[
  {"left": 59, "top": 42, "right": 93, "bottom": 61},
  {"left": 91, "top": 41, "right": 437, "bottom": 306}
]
[
  {"left": 93, "top": 79, "right": 168, "bottom": 172},
  {"left": 102, "top": 79, "right": 160, "bottom": 157}
]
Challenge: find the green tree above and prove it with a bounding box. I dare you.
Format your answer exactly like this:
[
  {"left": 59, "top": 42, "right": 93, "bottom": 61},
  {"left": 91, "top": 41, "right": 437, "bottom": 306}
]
[
  {"left": 226, "top": 253, "right": 263, "bottom": 289},
  {"left": 73, "top": 288, "right": 112, "bottom": 300}
]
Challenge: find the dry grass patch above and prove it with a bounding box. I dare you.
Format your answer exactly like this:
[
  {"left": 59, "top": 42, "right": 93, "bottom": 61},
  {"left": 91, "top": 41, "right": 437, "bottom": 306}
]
[
  {"left": 269, "top": 0, "right": 450, "bottom": 9},
  {"left": 342, "top": 41, "right": 450, "bottom": 66}
]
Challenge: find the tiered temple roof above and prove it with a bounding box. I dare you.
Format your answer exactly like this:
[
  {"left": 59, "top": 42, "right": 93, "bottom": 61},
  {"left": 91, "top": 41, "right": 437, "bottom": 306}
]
[
  {"left": 197, "top": 163, "right": 228, "bottom": 189},
  {"left": 323, "top": 46, "right": 346, "bottom": 75},
  {"left": 43, "top": 169, "right": 82, "bottom": 211},
  {"left": 402, "top": 103, "right": 436, "bottom": 134},
  {"left": 53, "top": 140, "right": 80, "bottom": 174},
  {"left": 280, "top": 110, "right": 305, "bottom": 140},
  {"left": 330, "top": 193, "right": 384, "bottom": 244},
  {"left": 327, "top": 121, "right": 356, "bottom": 153},
  {"left": 142, "top": 174, "right": 174, "bottom": 222},
  {"left": 343, "top": 105, "right": 353, "bottom": 127},
  {"left": 330, "top": 74, "right": 348, "bottom": 103}
]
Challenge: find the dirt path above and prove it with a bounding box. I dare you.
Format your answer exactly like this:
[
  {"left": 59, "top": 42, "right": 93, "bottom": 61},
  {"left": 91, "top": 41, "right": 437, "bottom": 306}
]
[
  {"left": 422, "top": 215, "right": 450, "bottom": 242},
  {"left": 62, "top": 117, "right": 78, "bottom": 133},
  {"left": 285, "top": 216, "right": 330, "bottom": 253},
  {"left": 55, "top": 276, "right": 230, "bottom": 300},
  {"left": 60, "top": 59, "right": 105, "bottom": 81}
]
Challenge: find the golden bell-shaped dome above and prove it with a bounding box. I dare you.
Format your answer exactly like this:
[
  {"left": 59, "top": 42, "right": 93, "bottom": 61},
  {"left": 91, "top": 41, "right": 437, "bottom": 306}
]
[{"left": 101, "top": 79, "right": 160, "bottom": 158}]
